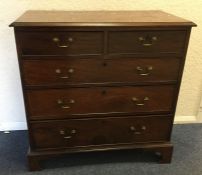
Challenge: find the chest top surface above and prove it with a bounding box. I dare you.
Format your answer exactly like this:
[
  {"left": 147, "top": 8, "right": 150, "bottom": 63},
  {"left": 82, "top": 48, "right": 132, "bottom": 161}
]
[{"left": 10, "top": 10, "right": 196, "bottom": 27}]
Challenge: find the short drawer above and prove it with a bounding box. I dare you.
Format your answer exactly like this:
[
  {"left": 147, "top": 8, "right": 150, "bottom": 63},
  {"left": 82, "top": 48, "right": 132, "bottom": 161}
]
[
  {"left": 22, "top": 58, "right": 180, "bottom": 86},
  {"left": 16, "top": 31, "right": 103, "bottom": 56},
  {"left": 26, "top": 85, "right": 175, "bottom": 120},
  {"left": 108, "top": 30, "right": 186, "bottom": 55},
  {"left": 30, "top": 116, "right": 172, "bottom": 150}
]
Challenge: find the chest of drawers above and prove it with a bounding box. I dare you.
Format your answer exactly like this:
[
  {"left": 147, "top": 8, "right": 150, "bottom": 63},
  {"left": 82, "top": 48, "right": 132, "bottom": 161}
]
[{"left": 10, "top": 10, "right": 196, "bottom": 171}]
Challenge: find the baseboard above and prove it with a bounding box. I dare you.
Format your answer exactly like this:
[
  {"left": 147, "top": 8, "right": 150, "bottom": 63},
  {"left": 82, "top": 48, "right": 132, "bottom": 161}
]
[
  {"left": 174, "top": 115, "right": 198, "bottom": 124},
  {"left": 0, "top": 122, "right": 27, "bottom": 131},
  {"left": 0, "top": 115, "right": 199, "bottom": 131},
  {"left": 197, "top": 111, "right": 202, "bottom": 122}
]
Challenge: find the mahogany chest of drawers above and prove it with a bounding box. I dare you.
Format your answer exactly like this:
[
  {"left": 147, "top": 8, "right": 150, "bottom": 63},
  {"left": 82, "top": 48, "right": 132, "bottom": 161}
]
[{"left": 10, "top": 10, "right": 196, "bottom": 171}]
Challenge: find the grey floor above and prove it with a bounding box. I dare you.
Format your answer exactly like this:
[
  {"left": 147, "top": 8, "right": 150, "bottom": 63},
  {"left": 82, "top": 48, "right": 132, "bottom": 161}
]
[{"left": 0, "top": 124, "right": 202, "bottom": 175}]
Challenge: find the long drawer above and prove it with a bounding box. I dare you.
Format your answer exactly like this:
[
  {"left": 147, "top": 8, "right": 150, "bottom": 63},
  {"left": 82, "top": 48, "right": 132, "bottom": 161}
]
[
  {"left": 108, "top": 30, "right": 186, "bottom": 55},
  {"left": 22, "top": 58, "right": 180, "bottom": 86},
  {"left": 26, "top": 85, "right": 175, "bottom": 120},
  {"left": 16, "top": 31, "right": 104, "bottom": 56},
  {"left": 30, "top": 116, "right": 172, "bottom": 150}
]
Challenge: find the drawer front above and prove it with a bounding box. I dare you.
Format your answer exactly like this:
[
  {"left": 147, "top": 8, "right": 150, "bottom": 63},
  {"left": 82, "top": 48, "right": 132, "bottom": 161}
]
[
  {"left": 22, "top": 58, "right": 180, "bottom": 86},
  {"left": 108, "top": 31, "right": 186, "bottom": 55},
  {"left": 30, "top": 116, "right": 172, "bottom": 149},
  {"left": 16, "top": 31, "right": 103, "bottom": 56},
  {"left": 26, "top": 85, "right": 175, "bottom": 120}
]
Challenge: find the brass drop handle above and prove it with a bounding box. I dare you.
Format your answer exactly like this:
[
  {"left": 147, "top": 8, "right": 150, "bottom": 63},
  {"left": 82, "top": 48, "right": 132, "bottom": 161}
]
[
  {"left": 63, "top": 136, "right": 72, "bottom": 139},
  {"left": 136, "top": 66, "right": 153, "bottom": 76},
  {"left": 132, "top": 97, "right": 149, "bottom": 106},
  {"left": 52, "top": 37, "right": 74, "bottom": 48},
  {"left": 57, "top": 99, "right": 75, "bottom": 109},
  {"left": 138, "top": 36, "right": 157, "bottom": 47},
  {"left": 59, "top": 129, "right": 76, "bottom": 139},
  {"left": 130, "top": 125, "right": 146, "bottom": 134},
  {"left": 55, "top": 68, "right": 75, "bottom": 79},
  {"left": 60, "top": 76, "right": 69, "bottom": 79}
]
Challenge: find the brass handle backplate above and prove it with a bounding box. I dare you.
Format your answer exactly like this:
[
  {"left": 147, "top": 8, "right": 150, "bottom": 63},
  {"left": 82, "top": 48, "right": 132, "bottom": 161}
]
[
  {"left": 138, "top": 36, "right": 157, "bottom": 47},
  {"left": 55, "top": 68, "right": 75, "bottom": 79},
  {"left": 130, "top": 125, "right": 146, "bottom": 135},
  {"left": 52, "top": 37, "right": 74, "bottom": 48},
  {"left": 136, "top": 66, "right": 153, "bottom": 76},
  {"left": 57, "top": 99, "right": 75, "bottom": 109},
  {"left": 59, "top": 129, "right": 76, "bottom": 139},
  {"left": 132, "top": 97, "right": 149, "bottom": 106}
]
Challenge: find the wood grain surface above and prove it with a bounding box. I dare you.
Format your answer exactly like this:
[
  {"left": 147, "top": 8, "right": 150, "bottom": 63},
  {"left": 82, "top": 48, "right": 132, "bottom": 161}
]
[
  {"left": 10, "top": 10, "right": 196, "bottom": 27},
  {"left": 30, "top": 115, "right": 172, "bottom": 150},
  {"left": 11, "top": 10, "right": 195, "bottom": 170}
]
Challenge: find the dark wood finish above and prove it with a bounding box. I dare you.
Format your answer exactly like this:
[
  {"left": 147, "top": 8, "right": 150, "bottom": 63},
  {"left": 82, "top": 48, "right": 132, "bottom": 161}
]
[
  {"left": 27, "top": 142, "right": 173, "bottom": 171},
  {"left": 30, "top": 116, "right": 172, "bottom": 150},
  {"left": 10, "top": 10, "right": 195, "bottom": 171},
  {"left": 108, "top": 31, "right": 187, "bottom": 55},
  {"left": 26, "top": 85, "right": 175, "bottom": 120},
  {"left": 27, "top": 154, "right": 42, "bottom": 171},
  {"left": 16, "top": 31, "right": 104, "bottom": 56},
  {"left": 22, "top": 58, "right": 180, "bottom": 86},
  {"left": 157, "top": 146, "right": 173, "bottom": 163},
  {"left": 10, "top": 10, "right": 196, "bottom": 27}
]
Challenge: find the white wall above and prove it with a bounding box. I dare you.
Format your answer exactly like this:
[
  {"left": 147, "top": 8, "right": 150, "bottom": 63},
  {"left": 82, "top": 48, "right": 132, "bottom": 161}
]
[{"left": 0, "top": 0, "right": 202, "bottom": 130}]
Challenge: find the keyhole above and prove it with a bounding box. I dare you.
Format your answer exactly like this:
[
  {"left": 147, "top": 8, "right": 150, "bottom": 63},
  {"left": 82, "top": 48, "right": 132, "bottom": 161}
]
[
  {"left": 102, "top": 90, "right": 107, "bottom": 95},
  {"left": 102, "top": 62, "right": 107, "bottom": 67}
]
